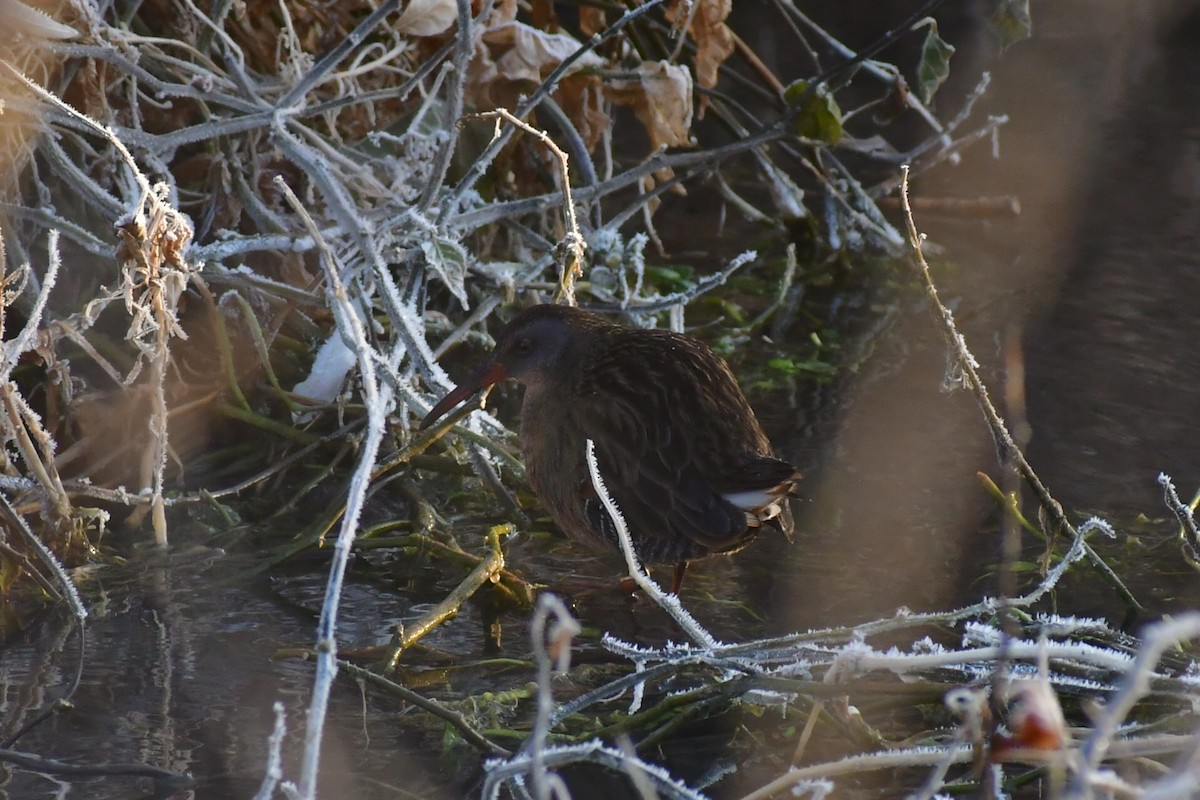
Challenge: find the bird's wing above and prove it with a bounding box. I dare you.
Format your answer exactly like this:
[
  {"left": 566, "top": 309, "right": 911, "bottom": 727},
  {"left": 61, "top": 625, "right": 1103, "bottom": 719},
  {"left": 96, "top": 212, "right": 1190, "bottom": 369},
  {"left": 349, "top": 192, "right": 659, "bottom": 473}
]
[
  {"left": 582, "top": 416, "right": 749, "bottom": 554},
  {"left": 572, "top": 344, "right": 754, "bottom": 553}
]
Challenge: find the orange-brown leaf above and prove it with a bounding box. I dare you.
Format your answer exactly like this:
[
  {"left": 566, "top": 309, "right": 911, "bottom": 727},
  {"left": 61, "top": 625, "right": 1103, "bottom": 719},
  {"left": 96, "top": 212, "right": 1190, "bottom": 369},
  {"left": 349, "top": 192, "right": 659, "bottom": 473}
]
[
  {"left": 605, "top": 61, "right": 693, "bottom": 151},
  {"left": 665, "top": 0, "right": 734, "bottom": 115},
  {"left": 555, "top": 73, "right": 610, "bottom": 152},
  {"left": 579, "top": 6, "right": 606, "bottom": 37}
]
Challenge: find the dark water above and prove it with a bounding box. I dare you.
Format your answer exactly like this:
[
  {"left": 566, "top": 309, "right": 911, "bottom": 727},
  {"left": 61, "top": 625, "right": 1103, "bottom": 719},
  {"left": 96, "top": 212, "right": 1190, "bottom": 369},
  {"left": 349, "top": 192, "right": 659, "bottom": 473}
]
[
  {"left": 771, "top": 0, "right": 1200, "bottom": 629},
  {"left": 5, "top": 2, "right": 1200, "bottom": 797},
  {"left": 0, "top": 550, "right": 456, "bottom": 799}
]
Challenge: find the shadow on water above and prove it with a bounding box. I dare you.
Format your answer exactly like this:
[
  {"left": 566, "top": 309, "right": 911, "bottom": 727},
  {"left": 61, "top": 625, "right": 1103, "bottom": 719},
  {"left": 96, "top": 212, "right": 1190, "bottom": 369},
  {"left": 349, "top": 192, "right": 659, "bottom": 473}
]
[{"left": 5, "top": 2, "right": 1200, "bottom": 797}]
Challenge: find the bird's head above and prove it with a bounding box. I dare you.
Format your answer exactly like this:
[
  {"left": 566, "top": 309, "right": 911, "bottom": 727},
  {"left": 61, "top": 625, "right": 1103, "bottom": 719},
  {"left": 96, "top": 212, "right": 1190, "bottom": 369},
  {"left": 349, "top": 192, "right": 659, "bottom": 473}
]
[{"left": 419, "top": 304, "right": 596, "bottom": 430}]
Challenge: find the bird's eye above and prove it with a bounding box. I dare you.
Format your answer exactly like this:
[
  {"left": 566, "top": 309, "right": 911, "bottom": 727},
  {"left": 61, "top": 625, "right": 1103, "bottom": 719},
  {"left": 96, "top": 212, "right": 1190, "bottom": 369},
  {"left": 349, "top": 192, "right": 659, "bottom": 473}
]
[{"left": 515, "top": 338, "right": 533, "bottom": 353}]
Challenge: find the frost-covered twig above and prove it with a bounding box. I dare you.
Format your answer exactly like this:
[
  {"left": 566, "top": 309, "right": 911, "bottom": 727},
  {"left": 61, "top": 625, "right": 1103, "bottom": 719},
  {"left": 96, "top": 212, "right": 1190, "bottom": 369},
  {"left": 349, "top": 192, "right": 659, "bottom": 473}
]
[
  {"left": 908, "top": 688, "right": 985, "bottom": 800},
  {"left": 415, "top": 0, "right": 479, "bottom": 214},
  {"left": 0, "top": 493, "right": 85, "bottom": 620},
  {"left": 613, "top": 250, "right": 758, "bottom": 315},
  {"left": 5, "top": 62, "right": 199, "bottom": 544},
  {"left": 485, "top": 741, "right": 711, "bottom": 800},
  {"left": 0, "top": 230, "right": 57, "bottom": 375},
  {"left": 448, "top": 126, "right": 788, "bottom": 232},
  {"left": 1159, "top": 473, "right": 1200, "bottom": 564},
  {"left": 440, "top": 0, "right": 669, "bottom": 221},
  {"left": 252, "top": 703, "right": 293, "bottom": 800},
  {"left": 273, "top": 0, "right": 401, "bottom": 110},
  {"left": 695, "top": 516, "right": 1109, "bottom": 664},
  {"left": 274, "top": 176, "right": 396, "bottom": 800},
  {"left": 529, "top": 594, "right": 581, "bottom": 800},
  {"left": 550, "top": 519, "right": 1119, "bottom": 709},
  {"left": 742, "top": 744, "right": 974, "bottom": 800},
  {"left": 470, "top": 109, "right": 587, "bottom": 306},
  {"left": 585, "top": 439, "right": 719, "bottom": 649},
  {"left": 898, "top": 166, "right": 1139, "bottom": 612},
  {"left": 1073, "top": 614, "right": 1200, "bottom": 793},
  {"left": 0, "top": 231, "right": 73, "bottom": 527},
  {"left": 1135, "top": 731, "right": 1200, "bottom": 800},
  {"left": 481, "top": 595, "right": 584, "bottom": 798}
]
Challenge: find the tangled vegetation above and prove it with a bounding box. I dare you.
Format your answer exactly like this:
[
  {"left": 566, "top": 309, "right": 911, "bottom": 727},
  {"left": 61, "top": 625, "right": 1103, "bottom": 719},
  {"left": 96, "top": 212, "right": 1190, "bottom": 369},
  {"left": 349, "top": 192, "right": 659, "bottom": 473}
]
[{"left": 0, "top": 0, "right": 1011, "bottom": 595}]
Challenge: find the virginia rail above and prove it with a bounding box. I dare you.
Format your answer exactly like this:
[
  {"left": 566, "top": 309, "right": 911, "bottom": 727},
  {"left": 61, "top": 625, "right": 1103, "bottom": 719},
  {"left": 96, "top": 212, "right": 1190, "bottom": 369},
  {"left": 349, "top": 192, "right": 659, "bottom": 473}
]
[{"left": 421, "top": 304, "right": 800, "bottom": 592}]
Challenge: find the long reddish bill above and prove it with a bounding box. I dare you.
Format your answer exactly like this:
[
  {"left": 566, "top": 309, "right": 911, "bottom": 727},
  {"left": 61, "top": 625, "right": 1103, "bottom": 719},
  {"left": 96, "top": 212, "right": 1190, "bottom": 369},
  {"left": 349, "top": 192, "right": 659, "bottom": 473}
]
[{"left": 419, "top": 363, "right": 509, "bottom": 430}]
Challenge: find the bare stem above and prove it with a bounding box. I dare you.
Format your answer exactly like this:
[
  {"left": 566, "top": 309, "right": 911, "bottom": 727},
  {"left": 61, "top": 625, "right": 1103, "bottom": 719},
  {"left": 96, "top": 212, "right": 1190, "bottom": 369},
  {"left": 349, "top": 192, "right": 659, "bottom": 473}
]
[{"left": 897, "top": 166, "right": 1140, "bottom": 613}]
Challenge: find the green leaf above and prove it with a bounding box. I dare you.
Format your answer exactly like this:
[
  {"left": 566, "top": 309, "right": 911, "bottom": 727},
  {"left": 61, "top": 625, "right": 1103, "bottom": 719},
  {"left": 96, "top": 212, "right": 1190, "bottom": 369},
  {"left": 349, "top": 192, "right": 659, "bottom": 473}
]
[
  {"left": 646, "top": 265, "right": 695, "bottom": 292},
  {"left": 783, "top": 80, "right": 843, "bottom": 145},
  {"left": 991, "top": 0, "right": 1032, "bottom": 51},
  {"left": 768, "top": 357, "right": 799, "bottom": 375},
  {"left": 421, "top": 236, "right": 470, "bottom": 309},
  {"left": 768, "top": 357, "right": 837, "bottom": 377},
  {"left": 914, "top": 18, "right": 955, "bottom": 104}
]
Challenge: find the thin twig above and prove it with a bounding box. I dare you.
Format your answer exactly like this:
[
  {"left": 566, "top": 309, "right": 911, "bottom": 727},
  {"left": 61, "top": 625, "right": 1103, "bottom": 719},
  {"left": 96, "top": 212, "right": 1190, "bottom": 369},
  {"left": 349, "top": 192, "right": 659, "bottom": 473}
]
[
  {"left": 384, "top": 528, "right": 507, "bottom": 668},
  {"left": 1160, "top": 473, "right": 1200, "bottom": 564},
  {"left": 338, "top": 660, "right": 511, "bottom": 757},
  {"left": 275, "top": 175, "right": 396, "bottom": 800},
  {"left": 469, "top": 108, "right": 587, "bottom": 306},
  {"left": 585, "top": 439, "right": 718, "bottom": 649},
  {"left": 1075, "top": 614, "right": 1200, "bottom": 784},
  {"left": 897, "top": 166, "right": 1140, "bottom": 612}
]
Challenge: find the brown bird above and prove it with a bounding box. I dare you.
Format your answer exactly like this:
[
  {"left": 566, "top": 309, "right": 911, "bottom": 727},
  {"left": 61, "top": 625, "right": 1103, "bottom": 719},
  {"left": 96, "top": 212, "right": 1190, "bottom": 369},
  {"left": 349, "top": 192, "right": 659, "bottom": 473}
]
[{"left": 421, "top": 304, "right": 799, "bottom": 592}]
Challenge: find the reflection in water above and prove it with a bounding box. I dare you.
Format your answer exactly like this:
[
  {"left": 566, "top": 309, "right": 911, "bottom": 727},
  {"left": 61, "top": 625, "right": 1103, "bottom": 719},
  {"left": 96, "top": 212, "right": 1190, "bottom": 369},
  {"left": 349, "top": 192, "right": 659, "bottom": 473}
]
[{"left": 0, "top": 550, "right": 460, "bottom": 799}]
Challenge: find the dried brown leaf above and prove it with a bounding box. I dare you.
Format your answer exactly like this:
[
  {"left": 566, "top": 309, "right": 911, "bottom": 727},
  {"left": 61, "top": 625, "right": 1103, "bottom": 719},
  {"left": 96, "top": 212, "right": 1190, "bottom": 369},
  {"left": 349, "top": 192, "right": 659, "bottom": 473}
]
[
  {"left": 579, "top": 7, "right": 606, "bottom": 37},
  {"left": 395, "top": 0, "right": 457, "bottom": 37},
  {"left": 465, "top": 39, "right": 501, "bottom": 108},
  {"left": 485, "top": 0, "right": 518, "bottom": 26},
  {"left": 665, "top": 0, "right": 734, "bottom": 116},
  {"left": 605, "top": 61, "right": 693, "bottom": 151},
  {"left": 530, "top": 0, "right": 557, "bottom": 31},
  {"left": 555, "top": 73, "right": 609, "bottom": 151},
  {"left": 485, "top": 22, "right": 605, "bottom": 83}
]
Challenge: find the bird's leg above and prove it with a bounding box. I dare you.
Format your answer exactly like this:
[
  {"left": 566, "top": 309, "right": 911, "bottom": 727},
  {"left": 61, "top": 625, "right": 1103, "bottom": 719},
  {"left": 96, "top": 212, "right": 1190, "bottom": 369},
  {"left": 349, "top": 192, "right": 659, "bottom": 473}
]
[{"left": 670, "top": 561, "right": 689, "bottom": 594}]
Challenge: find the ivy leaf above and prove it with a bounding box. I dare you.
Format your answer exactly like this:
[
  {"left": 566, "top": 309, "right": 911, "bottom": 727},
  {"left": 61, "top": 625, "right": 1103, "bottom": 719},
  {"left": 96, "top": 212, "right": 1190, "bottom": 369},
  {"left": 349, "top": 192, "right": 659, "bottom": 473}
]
[
  {"left": 421, "top": 237, "right": 470, "bottom": 309},
  {"left": 914, "top": 18, "right": 955, "bottom": 104},
  {"left": 783, "top": 80, "right": 843, "bottom": 145},
  {"left": 991, "top": 0, "right": 1032, "bottom": 51}
]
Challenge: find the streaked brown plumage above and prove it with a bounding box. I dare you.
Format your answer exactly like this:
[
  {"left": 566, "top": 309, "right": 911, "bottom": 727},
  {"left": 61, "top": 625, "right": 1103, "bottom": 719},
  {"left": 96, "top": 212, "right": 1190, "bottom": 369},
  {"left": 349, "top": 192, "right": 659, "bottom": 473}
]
[{"left": 422, "top": 304, "right": 799, "bottom": 590}]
